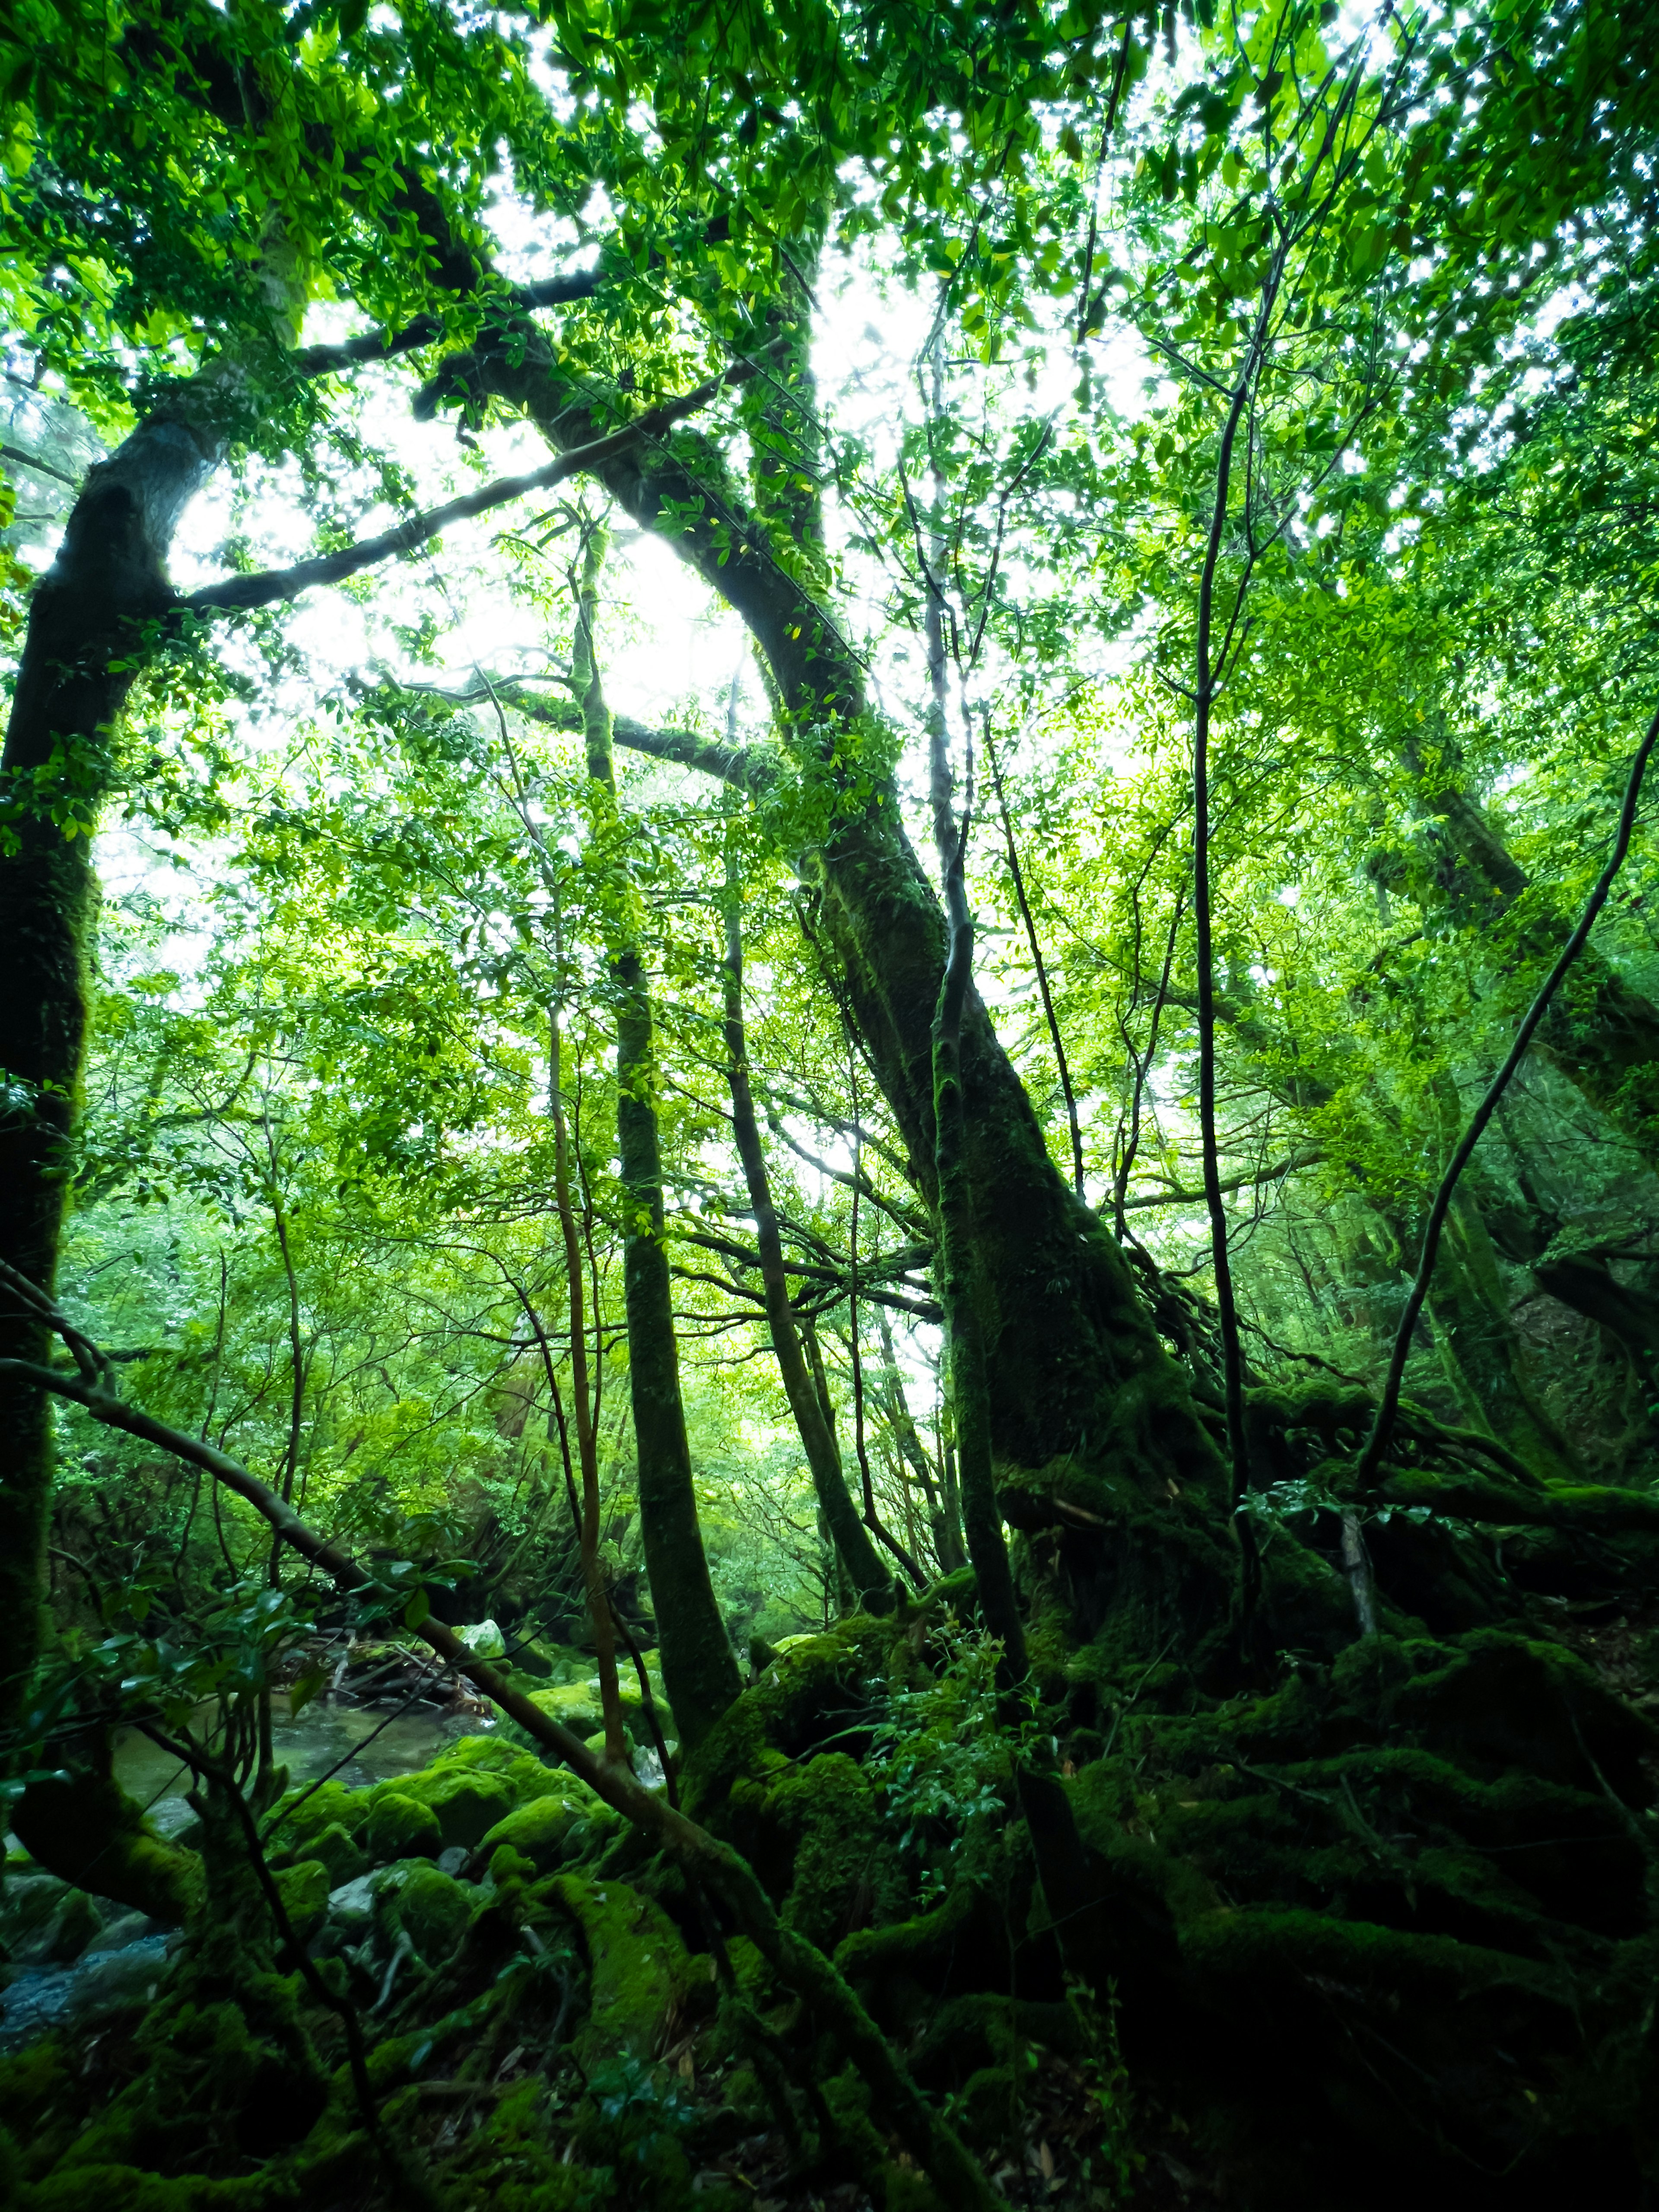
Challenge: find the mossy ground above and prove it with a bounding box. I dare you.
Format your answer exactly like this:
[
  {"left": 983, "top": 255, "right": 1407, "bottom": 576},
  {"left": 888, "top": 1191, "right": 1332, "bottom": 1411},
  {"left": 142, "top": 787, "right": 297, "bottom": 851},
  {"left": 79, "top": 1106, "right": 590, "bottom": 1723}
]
[{"left": 7, "top": 1519, "right": 1659, "bottom": 2211}]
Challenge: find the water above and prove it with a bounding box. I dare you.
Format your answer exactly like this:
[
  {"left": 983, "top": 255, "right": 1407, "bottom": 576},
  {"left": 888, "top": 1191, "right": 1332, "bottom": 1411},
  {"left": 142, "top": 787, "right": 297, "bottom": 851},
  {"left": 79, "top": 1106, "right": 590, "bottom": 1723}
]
[{"left": 112, "top": 1692, "right": 492, "bottom": 1815}]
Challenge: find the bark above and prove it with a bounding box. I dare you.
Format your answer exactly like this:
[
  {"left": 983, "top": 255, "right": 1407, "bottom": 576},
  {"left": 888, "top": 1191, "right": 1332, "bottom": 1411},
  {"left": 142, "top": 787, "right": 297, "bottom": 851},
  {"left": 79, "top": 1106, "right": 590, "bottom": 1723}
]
[
  {"left": 572, "top": 528, "right": 741, "bottom": 1751},
  {"left": 874, "top": 1303, "right": 966, "bottom": 1572},
  {"left": 0, "top": 384, "right": 241, "bottom": 1732},
  {"left": 720, "top": 846, "right": 894, "bottom": 1611}
]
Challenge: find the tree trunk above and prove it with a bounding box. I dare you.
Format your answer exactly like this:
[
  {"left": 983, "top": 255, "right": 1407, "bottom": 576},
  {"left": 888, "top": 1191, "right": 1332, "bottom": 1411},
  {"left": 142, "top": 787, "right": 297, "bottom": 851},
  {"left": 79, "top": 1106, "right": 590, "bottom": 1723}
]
[
  {"left": 0, "top": 400, "right": 227, "bottom": 1731},
  {"left": 454, "top": 329, "right": 1232, "bottom": 1617},
  {"left": 571, "top": 528, "right": 741, "bottom": 1751},
  {"left": 720, "top": 843, "right": 894, "bottom": 1611}
]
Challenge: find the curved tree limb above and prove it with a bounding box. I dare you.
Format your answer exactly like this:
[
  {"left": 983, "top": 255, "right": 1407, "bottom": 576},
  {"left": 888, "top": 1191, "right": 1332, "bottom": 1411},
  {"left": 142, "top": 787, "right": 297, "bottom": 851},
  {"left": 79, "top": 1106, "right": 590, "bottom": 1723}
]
[{"left": 184, "top": 352, "right": 779, "bottom": 616}]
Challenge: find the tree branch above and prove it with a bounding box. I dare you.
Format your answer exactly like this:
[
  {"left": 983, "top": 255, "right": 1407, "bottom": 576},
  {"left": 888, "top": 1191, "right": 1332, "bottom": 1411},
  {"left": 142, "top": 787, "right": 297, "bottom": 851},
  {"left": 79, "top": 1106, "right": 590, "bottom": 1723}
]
[
  {"left": 290, "top": 271, "right": 603, "bottom": 381},
  {"left": 183, "top": 356, "right": 773, "bottom": 617},
  {"left": 1356, "top": 698, "right": 1659, "bottom": 1493},
  {"left": 1119, "top": 1147, "right": 1321, "bottom": 1212},
  {"left": 0, "top": 1271, "right": 1005, "bottom": 2212}
]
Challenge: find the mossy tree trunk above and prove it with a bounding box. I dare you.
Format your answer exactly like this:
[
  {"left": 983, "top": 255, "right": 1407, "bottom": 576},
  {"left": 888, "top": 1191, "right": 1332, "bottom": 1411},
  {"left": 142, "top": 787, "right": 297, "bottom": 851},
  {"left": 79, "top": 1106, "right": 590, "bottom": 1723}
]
[
  {"left": 571, "top": 526, "right": 741, "bottom": 1751},
  {"left": 0, "top": 401, "right": 228, "bottom": 1733},
  {"left": 453, "top": 319, "right": 1233, "bottom": 1660}
]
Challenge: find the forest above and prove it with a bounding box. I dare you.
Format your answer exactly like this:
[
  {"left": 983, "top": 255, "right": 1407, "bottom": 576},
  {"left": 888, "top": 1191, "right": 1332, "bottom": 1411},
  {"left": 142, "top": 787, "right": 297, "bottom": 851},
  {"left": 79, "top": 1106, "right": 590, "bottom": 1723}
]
[{"left": 3, "top": 0, "right": 1659, "bottom": 2205}]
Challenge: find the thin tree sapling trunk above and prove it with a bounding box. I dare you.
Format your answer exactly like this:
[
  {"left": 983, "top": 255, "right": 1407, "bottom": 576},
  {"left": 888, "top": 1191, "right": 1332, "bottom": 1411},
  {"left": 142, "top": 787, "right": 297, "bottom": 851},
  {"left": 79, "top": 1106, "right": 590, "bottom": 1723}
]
[{"left": 570, "top": 524, "right": 741, "bottom": 1749}]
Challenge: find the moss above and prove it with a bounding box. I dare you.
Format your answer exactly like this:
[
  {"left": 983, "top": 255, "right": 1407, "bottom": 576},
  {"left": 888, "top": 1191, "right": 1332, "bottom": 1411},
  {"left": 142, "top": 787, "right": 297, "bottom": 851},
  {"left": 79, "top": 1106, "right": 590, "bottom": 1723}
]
[
  {"left": 18, "top": 2165, "right": 275, "bottom": 2210},
  {"left": 11, "top": 1767, "right": 201, "bottom": 1924},
  {"left": 377, "top": 1862, "right": 473, "bottom": 1965},
  {"left": 1178, "top": 1901, "right": 1570, "bottom": 2006},
  {"left": 440, "top": 2077, "right": 606, "bottom": 2211},
  {"left": 480, "top": 1781, "right": 619, "bottom": 1875},
  {"left": 764, "top": 1751, "right": 903, "bottom": 1950},
  {"left": 272, "top": 1860, "right": 329, "bottom": 1945},
  {"left": 681, "top": 1613, "right": 901, "bottom": 1828},
  {"left": 1389, "top": 1627, "right": 1659, "bottom": 1800},
  {"left": 362, "top": 1792, "right": 441, "bottom": 1864},
  {"left": 266, "top": 1780, "right": 367, "bottom": 1856},
  {"left": 375, "top": 1768, "right": 514, "bottom": 1849},
  {"left": 541, "top": 1874, "right": 695, "bottom": 2069},
  {"left": 289, "top": 1821, "right": 363, "bottom": 1889},
  {"left": 527, "top": 1682, "right": 607, "bottom": 1740}
]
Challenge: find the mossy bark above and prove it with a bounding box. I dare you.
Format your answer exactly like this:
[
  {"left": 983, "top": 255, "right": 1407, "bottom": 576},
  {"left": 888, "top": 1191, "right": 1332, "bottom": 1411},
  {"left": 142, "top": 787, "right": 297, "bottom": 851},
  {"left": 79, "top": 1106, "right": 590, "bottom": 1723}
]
[
  {"left": 1405, "top": 752, "right": 1659, "bottom": 1164},
  {"left": 0, "top": 407, "right": 222, "bottom": 1734}
]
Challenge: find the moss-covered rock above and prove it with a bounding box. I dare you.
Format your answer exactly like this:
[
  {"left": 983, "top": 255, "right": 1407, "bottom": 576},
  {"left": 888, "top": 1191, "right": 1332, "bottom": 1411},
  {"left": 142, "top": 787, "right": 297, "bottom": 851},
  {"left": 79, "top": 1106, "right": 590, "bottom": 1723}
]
[
  {"left": 377, "top": 1862, "right": 473, "bottom": 1965},
  {"left": 379, "top": 1768, "right": 514, "bottom": 1850},
  {"left": 290, "top": 1821, "right": 364, "bottom": 1890},
  {"left": 480, "top": 1781, "right": 619, "bottom": 1875},
  {"left": 362, "top": 1792, "right": 441, "bottom": 1864},
  {"left": 527, "top": 1682, "right": 608, "bottom": 1741}
]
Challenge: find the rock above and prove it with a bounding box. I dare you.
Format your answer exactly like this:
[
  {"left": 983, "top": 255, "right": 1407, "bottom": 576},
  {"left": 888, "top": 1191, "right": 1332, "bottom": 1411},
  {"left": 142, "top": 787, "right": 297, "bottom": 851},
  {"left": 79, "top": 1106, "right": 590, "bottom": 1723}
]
[
  {"left": 478, "top": 1783, "right": 618, "bottom": 1876},
  {"left": 145, "top": 1795, "right": 202, "bottom": 1844},
  {"left": 527, "top": 1682, "right": 607, "bottom": 1740},
  {"left": 301, "top": 1820, "right": 368, "bottom": 1888},
  {"left": 274, "top": 1859, "right": 331, "bottom": 1944},
  {"left": 0, "top": 1931, "right": 172, "bottom": 2051},
  {"left": 435, "top": 1845, "right": 470, "bottom": 1876},
  {"left": 363, "top": 1792, "right": 442, "bottom": 1864},
  {"left": 402, "top": 1770, "right": 514, "bottom": 1850},
  {"left": 0, "top": 1873, "right": 103, "bottom": 1967},
  {"left": 378, "top": 1862, "right": 473, "bottom": 1964},
  {"left": 458, "top": 1617, "right": 506, "bottom": 1659},
  {"left": 326, "top": 1872, "right": 380, "bottom": 1935},
  {"left": 83, "top": 1908, "right": 159, "bottom": 1956}
]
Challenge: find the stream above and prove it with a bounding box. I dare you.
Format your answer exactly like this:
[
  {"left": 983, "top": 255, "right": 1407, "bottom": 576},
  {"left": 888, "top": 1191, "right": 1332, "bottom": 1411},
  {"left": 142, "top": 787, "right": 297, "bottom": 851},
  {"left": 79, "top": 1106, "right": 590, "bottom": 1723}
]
[{"left": 113, "top": 1689, "right": 491, "bottom": 1811}]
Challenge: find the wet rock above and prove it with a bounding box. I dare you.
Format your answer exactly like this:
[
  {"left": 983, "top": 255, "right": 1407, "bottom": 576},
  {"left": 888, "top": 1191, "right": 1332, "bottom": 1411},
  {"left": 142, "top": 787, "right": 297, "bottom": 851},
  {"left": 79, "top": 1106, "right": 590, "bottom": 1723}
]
[
  {"left": 0, "top": 1931, "right": 172, "bottom": 2050},
  {"left": 326, "top": 1871, "right": 379, "bottom": 1928},
  {"left": 0, "top": 1873, "right": 103, "bottom": 1967}
]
